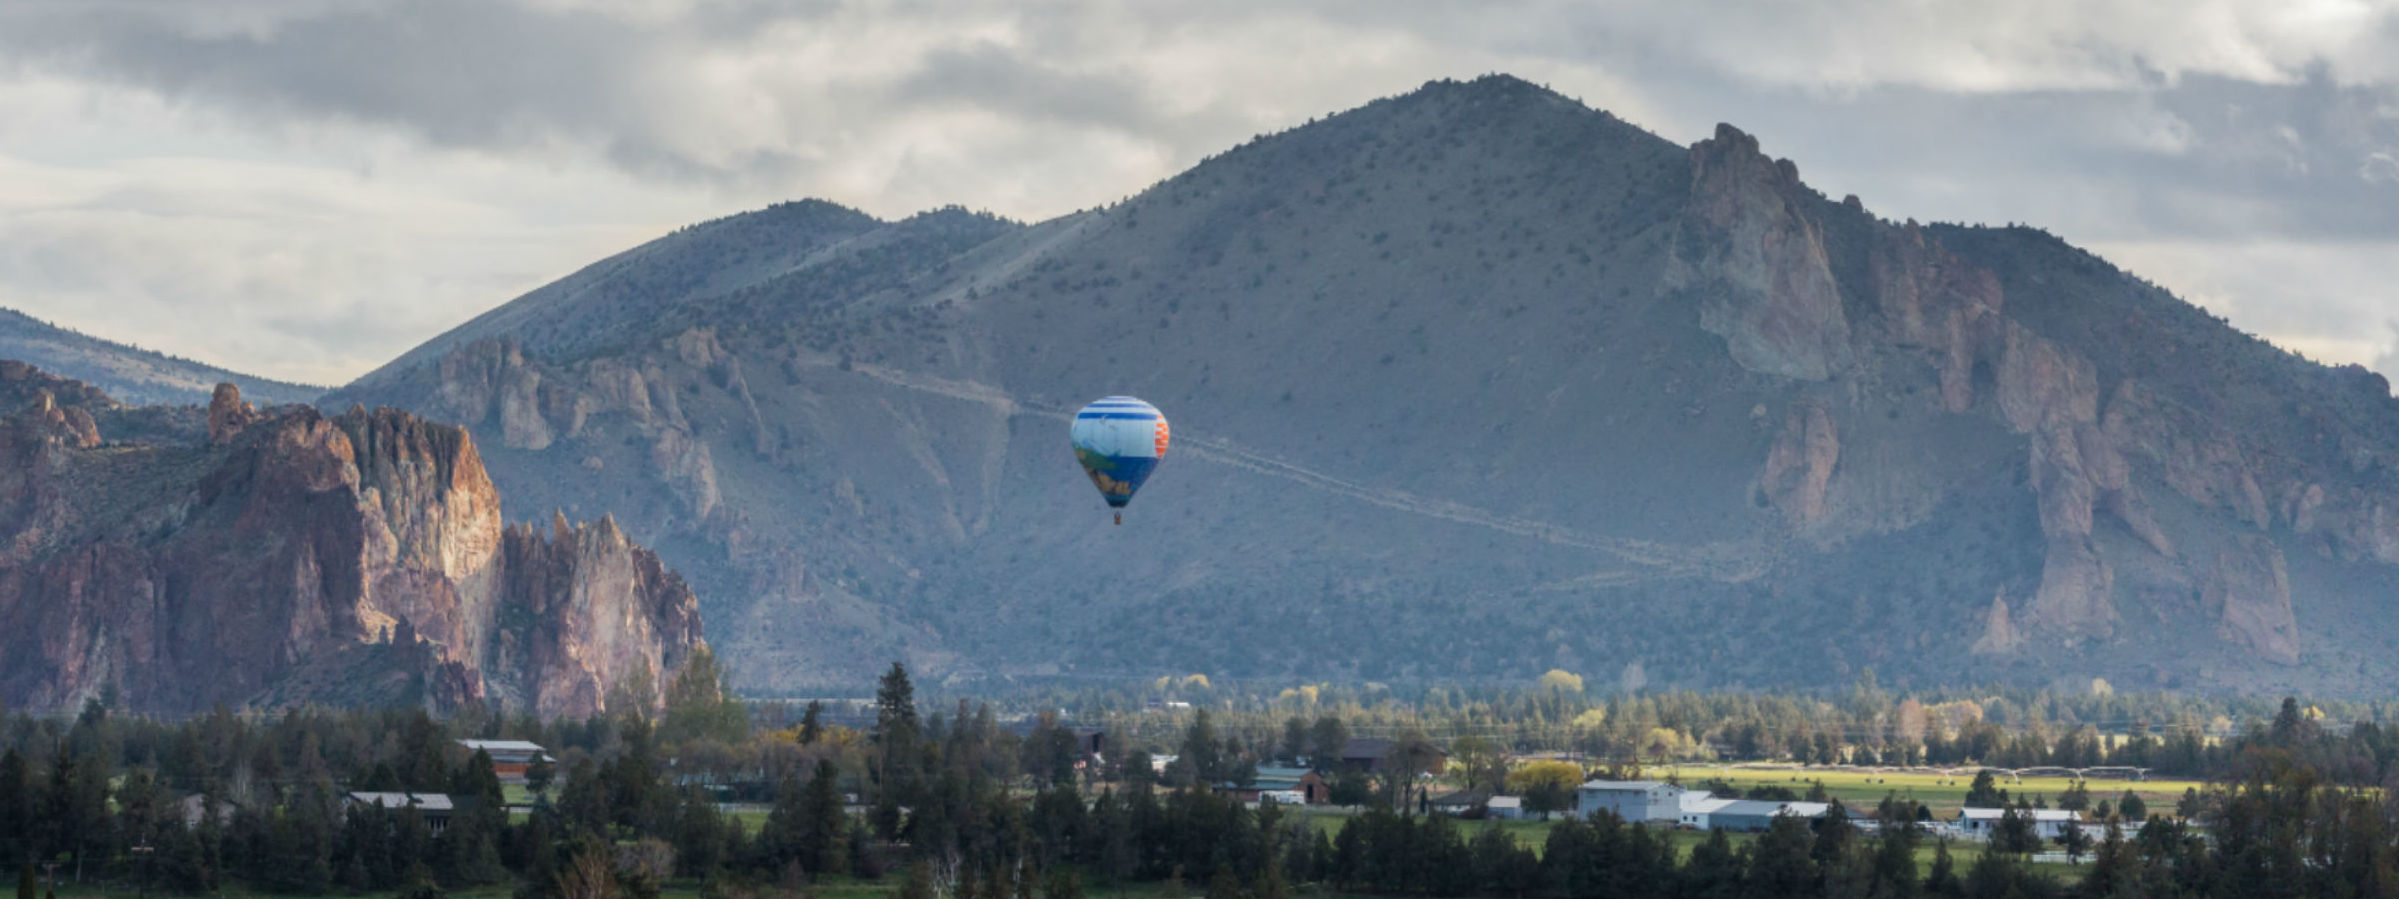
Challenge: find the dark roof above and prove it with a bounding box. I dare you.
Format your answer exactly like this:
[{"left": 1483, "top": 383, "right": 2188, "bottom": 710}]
[
  {"left": 1429, "top": 790, "right": 1490, "bottom": 808},
  {"left": 1341, "top": 738, "right": 1447, "bottom": 760},
  {"left": 1341, "top": 738, "right": 1392, "bottom": 759}
]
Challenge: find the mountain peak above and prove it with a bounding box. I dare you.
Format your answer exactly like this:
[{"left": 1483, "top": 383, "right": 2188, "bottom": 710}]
[{"left": 329, "top": 77, "right": 2399, "bottom": 696}]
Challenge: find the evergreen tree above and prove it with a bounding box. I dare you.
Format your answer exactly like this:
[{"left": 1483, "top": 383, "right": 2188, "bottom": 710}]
[
  {"left": 1176, "top": 711, "right": 1222, "bottom": 787},
  {"left": 801, "top": 759, "right": 844, "bottom": 877},
  {"left": 0, "top": 752, "right": 28, "bottom": 864},
  {"left": 1308, "top": 717, "right": 1349, "bottom": 773},
  {"left": 798, "top": 702, "right": 825, "bottom": 746},
  {"left": 1963, "top": 771, "right": 2007, "bottom": 808},
  {"left": 1681, "top": 828, "right": 1743, "bottom": 899},
  {"left": 2117, "top": 791, "right": 2147, "bottom": 822},
  {"left": 873, "top": 662, "right": 922, "bottom": 837},
  {"left": 759, "top": 773, "right": 807, "bottom": 872},
  {"left": 1748, "top": 815, "right": 1821, "bottom": 899},
  {"left": 526, "top": 755, "right": 555, "bottom": 796},
  {"left": 897, "top": 860, "right": 935, "bottom": 899}
]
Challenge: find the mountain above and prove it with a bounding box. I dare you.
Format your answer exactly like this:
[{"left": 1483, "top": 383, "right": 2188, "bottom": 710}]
[
  {"left": 0, "top": 306, "right": 323, "bottom": 407},
  {"left": 330, "top": 75, "right": 2399, "bottom": 697},
  {"left": 0, "top": 361, "right": 703, "bottom": 715}
]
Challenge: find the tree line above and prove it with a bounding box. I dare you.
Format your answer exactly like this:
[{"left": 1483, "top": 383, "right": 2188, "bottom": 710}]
[{"left": 3, "top": 662, "right": 2397, "bottom": 899}]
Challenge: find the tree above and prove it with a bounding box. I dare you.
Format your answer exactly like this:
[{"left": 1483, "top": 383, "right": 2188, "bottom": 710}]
[
  {"left": 872, "top": 662, "right": 921, "bottom": 836},
  {"left": 798, "top": 702, "right": 825, "bottom": 746},
  {"left": 1537, "top": 669, "right": 1584, "bottom": 693},
  {"left": 2118, "top": 790, "right": 2148, "bottom": 822},
  {"left": 1993, "top": 807, "right": 2041, "bottom": 855},
  {"left": 1963, "top": 771, "right": 2007, "bottom": 808},
  {"left": 661, "top": 647, "right": 749, "bottom": 745},
  {"left": 555, "top": 838, "right": 619, "bottom": 899},
  {"left": 526, "top": 755, "right": 556, "bottom": 796},
  {"left": 800, "top": 760, "right": 844, "bottom": 878},
  {"left": 1383, "top": 731, "right": 1442, "bottom": 813},
  {"left": 1506, "top": 760, "right": 1582, "bottom": 818},
  {"left": 1279, "top": 718, "right": 1309, "bottom": 765},
  {"left": 1308, "top": 717, "right": 1349, "bottom": 772},
  {"left": 1447, "top": 736, "right": 1509, "bottom": 794},
  {"left": 1176, "top": 711, "right": 1223, "bottom": 787},
  {"left": 1748, "top": 815, "right": 1819, "bottom": 898},
  {"left": 2057, "top": 779, "right": 2090, "bottom": 812},
  {"left": 896, "top": 860, "right": 935, "bottom": 899},
  {"left": 2058, "top": 820, "right": 2090, "bottom": 862},
  {"left": 1924, "top": 840, "right": 1962, "bottom": 899},
  {"left": 0, "top": 751, "right": 29, "bottom": 863}
]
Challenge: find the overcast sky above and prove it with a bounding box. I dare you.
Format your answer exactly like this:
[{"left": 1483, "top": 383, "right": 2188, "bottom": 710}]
[{"left": 1, "top": 0, "right": 2395, "bottom": 387}]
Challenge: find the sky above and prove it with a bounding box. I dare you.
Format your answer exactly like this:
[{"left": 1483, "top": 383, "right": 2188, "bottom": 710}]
[{"left": 0, "top": 0, "right": 2395, "bottom": 387}]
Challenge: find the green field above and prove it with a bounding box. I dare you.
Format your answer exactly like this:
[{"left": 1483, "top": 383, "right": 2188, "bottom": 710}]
[
  {"left": 1660, "top": 764, "right": 2203, "bottom": 818},
  {"left": 1285, "top": 805, "right": 2090, "bottom": 883}
]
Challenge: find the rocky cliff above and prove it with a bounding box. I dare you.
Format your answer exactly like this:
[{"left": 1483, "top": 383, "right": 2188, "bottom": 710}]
[
  {"left": 330, "top": 75, "right": 2399, "bottom": 696},
  {"left": 0, "top": 371, "right": 702, "bottom": 715}
]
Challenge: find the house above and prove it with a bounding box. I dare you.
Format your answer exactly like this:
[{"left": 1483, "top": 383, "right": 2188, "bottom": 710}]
[
  {"left": 1486, "top": 796, "right": 1527, "bottom": 820},
  {"left": 1958, "top": 808, "right": 2083, "bottom": 841},
  {"left": 1704, "top": 800, "right": 1831, "bottom": 832},
  {"left": 1220, "top": 766, "right": 1331, "bottom": 804},
  {"left": 1577, "top": 780, "right": 1685, "bottom": 823},
  {"left": 1678, "top": 795, "right": 1737, "bottom": 829},
  {"left": 1338, "top": 738, "right": 1448, "bottom": 775},
  {"left": 345, "top": 792, "right": 458, "bottom": 835},
  {"left": 456, "top": 739, "right": 552, "bottom": 783},
  {"left": 1428, "top": 790, "right": 1491, "bottom": 816}
]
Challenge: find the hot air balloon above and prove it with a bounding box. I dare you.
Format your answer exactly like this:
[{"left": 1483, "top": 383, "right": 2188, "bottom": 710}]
[{"left": 1070, "top": 396, "right": 1169, "bottom": 524}]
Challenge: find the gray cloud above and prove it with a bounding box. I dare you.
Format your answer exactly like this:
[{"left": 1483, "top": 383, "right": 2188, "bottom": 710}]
[{"left": 0, "top": 0, "right": 2394, "bottom": 383}]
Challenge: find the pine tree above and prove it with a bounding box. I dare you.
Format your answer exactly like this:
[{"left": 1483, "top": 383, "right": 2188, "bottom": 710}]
[
  {"left": 896, "top": 860, "right": 934, "bottom": 899},
  {"left": 2118, "top": 791, "right": 2147, "bottom": 822},
  {"left": 1924, "top": 840, "right": 1963, "bottom": 899},
  {"left": 798, "top": 702, "right": 825, "bottom": 746},
  {"left": 801, "top": 759, "right": 844, "bottom": 877}
]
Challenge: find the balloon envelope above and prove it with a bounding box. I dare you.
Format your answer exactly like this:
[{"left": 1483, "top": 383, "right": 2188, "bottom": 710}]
[{"left": 1070, "top": 396, "right": 1169, "bottom": 508}]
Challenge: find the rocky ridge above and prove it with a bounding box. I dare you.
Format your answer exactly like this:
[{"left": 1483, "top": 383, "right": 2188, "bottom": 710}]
[
  {"left": 0, "top": 370, "right": 702, "bottom": 714},
  {"left": 328, "top": 76, "right": 2398, "bottom": 695}
]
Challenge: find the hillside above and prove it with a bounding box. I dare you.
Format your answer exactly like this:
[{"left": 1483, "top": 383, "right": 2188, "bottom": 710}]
[
  {"left": 0, "top": 306, "right": 324, "bottom": 407},
  {"left": 329, "top": 76, "right": 2399, "bottom": 697},
  {"left": 0, "top": 364, "right": 703, "bottom": 714}
]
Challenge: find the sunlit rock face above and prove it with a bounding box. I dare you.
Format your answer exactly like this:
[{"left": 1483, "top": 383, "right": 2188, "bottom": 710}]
[{"left": 0, "top": 375, "right": 702, "bottom": 715}]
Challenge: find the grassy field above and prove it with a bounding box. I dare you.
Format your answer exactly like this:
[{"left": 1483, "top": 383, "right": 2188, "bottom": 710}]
[
  {"left": 1660, "top": 764, "right": 2203, "bottom": 818},
  {"left": 1284, "top": 805, "right": 2088, "bottom": 883}
]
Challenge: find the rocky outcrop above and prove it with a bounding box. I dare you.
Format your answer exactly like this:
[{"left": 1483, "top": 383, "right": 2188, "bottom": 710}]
[
  {"left": 1668, "top": 124, "right": 1852, "bottom": 381},
  {"left": 1868, "top": 222, "right": 2004, "bottom": 412},
  {"left": 1970, "top": 592, "right": 2021, "bottom": 655},
  {"left": 494, "top": 514, "right": 704, "bottom": 716},
  {"left": 415, "top": 335, "right": 728, "bottom": 522},
  {"left": 2206, "top": 536, "right": 2298, "bottom": 665},
  {"left": 1760, "top": 403, "right": 1839, "bottom": 525},
  {"left": 0, "top": 375, "right": 705, "bottom": 715}
]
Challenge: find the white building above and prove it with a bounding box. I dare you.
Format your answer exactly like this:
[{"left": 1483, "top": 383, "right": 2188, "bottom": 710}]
[
  {"left": 1678, "top": 795, "right": 1737, "bottom": 829},
  {"left": 1577, "top": 780, "right": 1685, "bottom": 824},
  {"left": 1959, "top": 808, "right": 2083, "bottom": 841},
  {"left": 1487, "top": 796, "right": 1527, "bottom": 820}
]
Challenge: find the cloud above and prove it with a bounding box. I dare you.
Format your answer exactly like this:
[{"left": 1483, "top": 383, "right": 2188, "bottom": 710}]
[
  {"left": 0, "top": 0, "right": 2395, "bottom": 383},
  {"left": 2376, "top": 322, "right": 2399, "bottom": 385}
]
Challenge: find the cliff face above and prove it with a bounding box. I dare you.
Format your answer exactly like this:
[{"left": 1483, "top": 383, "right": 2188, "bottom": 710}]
[
  {"left": 327, "top": 75, "right": 2399, "bottom": 695},
  {"left": 0, "top": 374, "right": 702, "bottom": 715}
]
